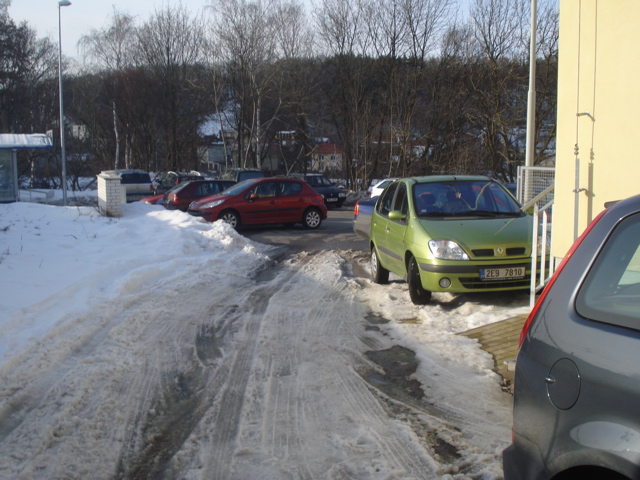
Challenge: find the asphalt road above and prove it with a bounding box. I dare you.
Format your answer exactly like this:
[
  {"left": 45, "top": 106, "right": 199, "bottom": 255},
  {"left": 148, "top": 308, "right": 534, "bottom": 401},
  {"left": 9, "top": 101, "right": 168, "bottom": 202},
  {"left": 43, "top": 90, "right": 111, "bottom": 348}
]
[{"left": 240, "top": 206, "right": 370, "bottom": 254}]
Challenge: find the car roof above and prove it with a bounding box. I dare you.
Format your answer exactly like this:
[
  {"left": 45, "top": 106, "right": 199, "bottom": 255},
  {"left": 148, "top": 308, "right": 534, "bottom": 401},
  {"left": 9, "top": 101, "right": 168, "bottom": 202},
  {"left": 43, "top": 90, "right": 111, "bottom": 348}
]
[{"left": 403, "top": 175, "right": 492, "bottom": 184}]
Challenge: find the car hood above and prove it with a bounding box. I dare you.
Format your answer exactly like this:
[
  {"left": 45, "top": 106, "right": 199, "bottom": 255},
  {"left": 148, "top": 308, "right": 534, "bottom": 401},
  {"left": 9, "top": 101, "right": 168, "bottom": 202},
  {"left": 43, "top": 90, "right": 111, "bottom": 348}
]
[{"left": 415, "top": 215, "right": 533, "bottom": 249}]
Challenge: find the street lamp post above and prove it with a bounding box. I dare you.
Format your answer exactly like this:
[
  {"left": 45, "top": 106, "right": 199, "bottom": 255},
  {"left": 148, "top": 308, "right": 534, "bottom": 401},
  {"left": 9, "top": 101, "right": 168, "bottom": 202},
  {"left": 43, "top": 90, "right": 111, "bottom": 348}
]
[{"left": 58, "top": 0, "right": 71, "bottom": 206}]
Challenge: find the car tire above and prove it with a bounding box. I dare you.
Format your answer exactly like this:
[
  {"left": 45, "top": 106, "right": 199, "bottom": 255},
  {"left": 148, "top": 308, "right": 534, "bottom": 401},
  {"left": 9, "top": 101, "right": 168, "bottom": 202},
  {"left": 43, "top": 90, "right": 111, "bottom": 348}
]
[
  {"left": 220, "top": 209, "right": 240, "bottom": 228},
  {"left": 371, "top": 246, "right": 389, "bottom": 284},
  {"left": 302, "top": 208, "right": 322, "bottom": 229},
  {"left": 408, "top": 256, "right": 431, "bottom": 305}
]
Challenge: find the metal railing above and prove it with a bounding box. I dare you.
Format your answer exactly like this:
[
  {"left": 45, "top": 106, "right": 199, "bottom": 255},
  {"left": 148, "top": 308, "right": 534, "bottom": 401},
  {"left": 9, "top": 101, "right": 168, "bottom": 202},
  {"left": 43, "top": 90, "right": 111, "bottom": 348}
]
[{"left": 520, "top": 184, "right": 555, "bottom": 307}]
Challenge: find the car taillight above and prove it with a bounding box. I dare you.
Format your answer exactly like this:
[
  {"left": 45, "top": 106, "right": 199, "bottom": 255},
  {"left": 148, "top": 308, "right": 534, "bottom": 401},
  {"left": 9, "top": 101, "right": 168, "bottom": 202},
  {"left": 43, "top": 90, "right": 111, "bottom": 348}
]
[{"left": 519, "top": 208, "right": 609, "bottom": 348}]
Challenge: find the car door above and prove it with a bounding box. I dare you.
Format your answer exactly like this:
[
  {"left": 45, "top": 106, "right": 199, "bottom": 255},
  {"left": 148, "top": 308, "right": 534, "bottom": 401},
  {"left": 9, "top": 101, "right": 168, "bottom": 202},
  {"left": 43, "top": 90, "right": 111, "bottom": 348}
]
[
  {"left": 383, "top": 182, "right": 410, "bottom": 274},
  {"left": 274, "top": 181, "right": 306, "bottom": 222},
  {"left": 372, "top": 182, "right": 400, "bottom": 269},
  {"left": 243, "top": 180, "right": 283, "bottom": 224}
]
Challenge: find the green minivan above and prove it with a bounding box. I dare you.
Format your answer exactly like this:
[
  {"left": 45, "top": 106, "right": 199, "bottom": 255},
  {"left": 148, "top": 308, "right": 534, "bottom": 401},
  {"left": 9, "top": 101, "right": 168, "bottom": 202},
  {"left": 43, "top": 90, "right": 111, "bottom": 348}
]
[{"left": 369, "top": 176, "right": 533, "bottom": 305}]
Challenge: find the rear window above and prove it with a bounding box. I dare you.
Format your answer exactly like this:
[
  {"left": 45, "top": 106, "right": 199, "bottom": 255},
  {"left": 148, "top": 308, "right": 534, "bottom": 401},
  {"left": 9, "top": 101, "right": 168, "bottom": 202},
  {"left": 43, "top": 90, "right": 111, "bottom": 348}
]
[
  {"left": 237, "top": 171, "right": 265, "bottom": 182},
  {"left": 120, "top": 173, "right": 151, "bottom": 184},
  {"left": 576, "top": 213, "right": 640, "bottom": 331}
]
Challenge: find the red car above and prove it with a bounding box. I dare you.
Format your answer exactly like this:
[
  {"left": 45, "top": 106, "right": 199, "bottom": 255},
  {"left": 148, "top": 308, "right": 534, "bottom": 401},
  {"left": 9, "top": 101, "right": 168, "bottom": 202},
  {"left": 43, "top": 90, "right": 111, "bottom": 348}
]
[
  {"left": 187, "top": 177, "right": 327, "bottom": 229},
  {"left": 162, "top": 179, "right": 235, "bottom": 211}
]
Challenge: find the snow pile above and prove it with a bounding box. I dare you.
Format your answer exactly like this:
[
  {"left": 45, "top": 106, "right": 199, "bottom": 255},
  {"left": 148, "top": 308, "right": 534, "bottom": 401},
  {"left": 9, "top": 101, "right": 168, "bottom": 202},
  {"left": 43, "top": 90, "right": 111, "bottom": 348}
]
[{"left": 0, "top": 201, "right": 272, "bottom": 360}]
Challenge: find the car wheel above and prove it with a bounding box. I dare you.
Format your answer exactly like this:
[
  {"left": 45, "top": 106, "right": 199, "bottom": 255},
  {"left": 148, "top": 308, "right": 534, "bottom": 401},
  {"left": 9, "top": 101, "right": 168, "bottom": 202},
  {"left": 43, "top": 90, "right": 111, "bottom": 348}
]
[
  {"left": 302, "top": 208, "right": 322, "bottom": 229},
  {"left": 407, "top": 256, "right": 431, "bottom": 305},
  {"left": 371, "top": 246, "right": 389, "bottom": 284},
  {"left": 220, "top": 209, "right": 240, "bottom": 228}
]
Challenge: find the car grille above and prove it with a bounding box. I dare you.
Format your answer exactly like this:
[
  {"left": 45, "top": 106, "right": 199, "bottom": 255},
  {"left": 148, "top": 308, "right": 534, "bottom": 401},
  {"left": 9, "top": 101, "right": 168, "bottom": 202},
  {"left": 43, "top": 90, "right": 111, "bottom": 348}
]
[
  {"left": 459, "top": 275, "right": 531, "bottom": 290},
  {"left": 471, "top": 247, "right": 527, "bottom": 257}
]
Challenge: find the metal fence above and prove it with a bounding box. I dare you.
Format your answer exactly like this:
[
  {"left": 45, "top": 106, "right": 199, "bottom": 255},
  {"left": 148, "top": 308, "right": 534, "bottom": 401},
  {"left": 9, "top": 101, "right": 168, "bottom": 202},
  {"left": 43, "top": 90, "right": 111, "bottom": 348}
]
[
  {"left": 517, "top": 166, "right": 555, "bottom": 307},
  {"left": 516, "top": 166, "right": 555, "bottom": 207}
]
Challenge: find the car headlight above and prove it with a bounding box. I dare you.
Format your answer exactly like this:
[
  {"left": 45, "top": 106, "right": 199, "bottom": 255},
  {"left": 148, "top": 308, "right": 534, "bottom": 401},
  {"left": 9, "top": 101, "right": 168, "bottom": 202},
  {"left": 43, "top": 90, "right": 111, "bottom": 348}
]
[
  {"left": 428, "top": 240, "right": 469, "bottom": 260},
  {"left": 200, "top": 199, "right": 226, "bottom": 209}
]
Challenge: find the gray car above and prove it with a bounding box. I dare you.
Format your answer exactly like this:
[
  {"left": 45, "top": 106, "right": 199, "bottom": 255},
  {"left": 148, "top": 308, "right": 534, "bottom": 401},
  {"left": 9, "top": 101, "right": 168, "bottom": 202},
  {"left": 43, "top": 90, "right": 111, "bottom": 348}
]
[{"left": 503, "top": 194, "right": 640, "bottom": 479}]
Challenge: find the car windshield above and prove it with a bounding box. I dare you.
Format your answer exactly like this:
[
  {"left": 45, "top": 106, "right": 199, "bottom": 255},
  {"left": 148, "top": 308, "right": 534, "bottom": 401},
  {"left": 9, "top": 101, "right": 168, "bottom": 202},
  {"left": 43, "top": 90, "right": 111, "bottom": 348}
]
[
  {"left": 412, "top": 180, "right": 523, "bottom": 217},
  {"left": 306, "top": 176, "right": 332, "bottom": 187},
  {"left": 220, "top": 178, "right": 260, "bottom": 196}
]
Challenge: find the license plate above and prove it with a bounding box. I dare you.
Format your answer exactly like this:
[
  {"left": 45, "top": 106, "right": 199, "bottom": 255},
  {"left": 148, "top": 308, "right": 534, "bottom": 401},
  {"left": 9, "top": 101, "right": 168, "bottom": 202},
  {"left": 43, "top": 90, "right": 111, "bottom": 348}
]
[
  {"left": 480, "top": 266, "right": 526, "bottom": 281},
  {"left": 327, "top": 197, "right": 338, "bottom": 202}
]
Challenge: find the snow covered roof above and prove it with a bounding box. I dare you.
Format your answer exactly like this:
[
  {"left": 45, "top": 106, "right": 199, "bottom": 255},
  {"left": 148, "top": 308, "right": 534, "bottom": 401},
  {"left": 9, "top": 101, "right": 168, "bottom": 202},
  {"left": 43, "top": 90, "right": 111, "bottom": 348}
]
[{"left": 0, "top": 134, "right": 54, "bottom": 149}]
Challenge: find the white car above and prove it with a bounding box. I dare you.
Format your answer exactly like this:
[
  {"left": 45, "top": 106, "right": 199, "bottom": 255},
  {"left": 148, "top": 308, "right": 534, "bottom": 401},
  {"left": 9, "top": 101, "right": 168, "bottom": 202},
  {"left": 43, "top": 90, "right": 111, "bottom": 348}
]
[{"left": 368, "top": 178, "right": 398, "bottom": 198}]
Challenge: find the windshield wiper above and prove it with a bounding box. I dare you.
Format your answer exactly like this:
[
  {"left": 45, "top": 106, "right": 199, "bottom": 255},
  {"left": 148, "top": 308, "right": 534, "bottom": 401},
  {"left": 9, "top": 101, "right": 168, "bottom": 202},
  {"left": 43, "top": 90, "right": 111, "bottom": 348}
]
[{"left": 471, "top": 210, "right": 526, "bottom": 217}]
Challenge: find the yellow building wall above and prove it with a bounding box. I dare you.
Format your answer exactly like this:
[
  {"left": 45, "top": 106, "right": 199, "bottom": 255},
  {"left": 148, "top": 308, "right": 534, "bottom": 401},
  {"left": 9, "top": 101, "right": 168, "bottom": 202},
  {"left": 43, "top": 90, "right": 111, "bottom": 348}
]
[{"left": 554, "top": 0, "right": 640, "bottom": 258}]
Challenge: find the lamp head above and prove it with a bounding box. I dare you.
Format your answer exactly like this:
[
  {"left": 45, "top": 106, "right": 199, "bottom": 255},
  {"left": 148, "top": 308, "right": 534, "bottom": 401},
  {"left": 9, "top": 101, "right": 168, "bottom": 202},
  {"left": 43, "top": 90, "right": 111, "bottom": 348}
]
[{"left": 58, "top": 0, "right": 71, "bottom": 7}]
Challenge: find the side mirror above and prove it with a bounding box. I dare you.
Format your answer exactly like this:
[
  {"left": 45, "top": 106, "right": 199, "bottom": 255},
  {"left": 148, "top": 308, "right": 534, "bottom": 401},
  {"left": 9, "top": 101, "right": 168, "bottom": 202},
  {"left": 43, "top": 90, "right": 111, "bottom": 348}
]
[
  {"left": 389, "top": 210, "right": 406, "bottom": 221},
  {"left": 248, "top": 193, "right": 260, "bottom": 201}
]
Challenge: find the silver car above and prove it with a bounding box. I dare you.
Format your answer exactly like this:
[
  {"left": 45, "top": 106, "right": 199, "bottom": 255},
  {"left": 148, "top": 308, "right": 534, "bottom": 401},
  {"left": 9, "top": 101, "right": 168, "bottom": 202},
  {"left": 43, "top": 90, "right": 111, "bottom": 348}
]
[{"left": 503, "top": 194, "right": 640, "bottom": 479}]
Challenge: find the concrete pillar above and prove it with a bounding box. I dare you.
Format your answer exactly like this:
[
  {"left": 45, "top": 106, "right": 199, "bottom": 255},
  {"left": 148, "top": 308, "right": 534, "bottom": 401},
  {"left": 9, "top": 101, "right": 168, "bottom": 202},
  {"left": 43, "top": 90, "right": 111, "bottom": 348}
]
[{"left": 97, "top": 171, "right": 124, "bottom": 217}]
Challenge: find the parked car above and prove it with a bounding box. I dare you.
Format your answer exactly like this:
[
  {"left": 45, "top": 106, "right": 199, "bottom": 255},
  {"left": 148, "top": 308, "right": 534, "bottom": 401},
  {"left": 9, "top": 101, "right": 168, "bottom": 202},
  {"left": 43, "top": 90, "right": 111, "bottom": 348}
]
[
  {"left": 219, "top": 168, "right": 265, "bottom": 183},
  {"left": 503, "top": 194, "right": 640, "bottom": 480},
  {"left": 162, "top": 179, "right": 235, "bottom": 211},
  {"left": 368, "top": 178, "right": 398, "bottom": 198},
  {"left": 289, "top": 173, "right": 347, "bottom": 208},
  {"left": 352, "top": 196, "right": 378, "bottom": 240},
  {"left": 140, "top": 194, "right": 164, "bottom": 205},
  {"left": 152, "top": 171, "right": 202, "bottom": 194},
  {"left": 369, "top": 176, "right": 533, "bottom": 305},
  {"left": 187, "top": 177, "right": 327, "bottom": 229},
  {"left": 103, "top": 169, "right": 154, "bottom": 202}
]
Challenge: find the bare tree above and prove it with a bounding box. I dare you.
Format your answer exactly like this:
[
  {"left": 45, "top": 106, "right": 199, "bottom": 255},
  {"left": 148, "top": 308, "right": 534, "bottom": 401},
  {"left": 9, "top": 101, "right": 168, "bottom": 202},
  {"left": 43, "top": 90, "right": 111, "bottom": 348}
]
[
  {"left": 465, "top": 0, "right": 529, "bottom": 181},
  {"left": 135, "top": 4, "right": 208, "bottom": 171},
  {"left": 532, "top": 0, "right": 559, "bottom": 166},
  {"left": 0, "top": 0, "right": 9, "bottom": 17},
  {"left": 316, "top": 0, "right": 378, "bottom": 188},
  {"left": 273, "top": 0, "right": 314, "bottom": 60},
  {"left": 79, "top": 9, "right": 137, "bottom": 169},
  {"left": 209, "top": 0, "right": 280, "bottom": 169},
  {"left": 364, "top": 0, "right": 452, "bottom": 179}
]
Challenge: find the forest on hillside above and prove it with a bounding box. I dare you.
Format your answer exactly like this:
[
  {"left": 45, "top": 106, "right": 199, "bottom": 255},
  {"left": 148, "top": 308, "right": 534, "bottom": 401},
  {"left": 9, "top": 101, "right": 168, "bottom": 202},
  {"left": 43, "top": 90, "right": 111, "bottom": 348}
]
[{"left": 0, "top": 0, "right": 558, "bottom": 190}]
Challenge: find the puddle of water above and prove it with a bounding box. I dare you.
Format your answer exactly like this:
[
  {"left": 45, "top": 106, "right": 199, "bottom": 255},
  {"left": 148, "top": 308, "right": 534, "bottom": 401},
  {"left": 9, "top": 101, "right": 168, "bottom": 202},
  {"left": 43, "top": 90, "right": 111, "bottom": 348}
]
[
  {"left": 365, "top": 312, "right": 389, "bottom": 325},
  {"left": 363, "top": 346, "right": 424, "bottom": 400}
]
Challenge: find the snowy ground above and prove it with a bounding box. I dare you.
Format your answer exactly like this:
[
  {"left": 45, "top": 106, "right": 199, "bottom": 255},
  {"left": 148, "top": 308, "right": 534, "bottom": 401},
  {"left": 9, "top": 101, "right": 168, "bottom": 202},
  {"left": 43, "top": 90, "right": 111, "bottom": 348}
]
[{"left": 0, "top": 191, "right": 530, "bottom": 479}]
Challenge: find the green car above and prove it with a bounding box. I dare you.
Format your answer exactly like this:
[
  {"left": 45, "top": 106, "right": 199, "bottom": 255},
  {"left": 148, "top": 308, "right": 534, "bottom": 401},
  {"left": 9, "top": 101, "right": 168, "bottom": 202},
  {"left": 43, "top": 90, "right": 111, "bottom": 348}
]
[{"left": 369, "top": 176, "right": 533, "bottom": 305}]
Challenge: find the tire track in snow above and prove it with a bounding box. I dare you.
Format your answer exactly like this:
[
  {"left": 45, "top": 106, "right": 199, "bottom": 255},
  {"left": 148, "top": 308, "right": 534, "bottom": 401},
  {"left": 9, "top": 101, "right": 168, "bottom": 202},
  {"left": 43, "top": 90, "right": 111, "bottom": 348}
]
[
  {"left": 0, "top": 255, "right": 272, "bottom": 479},
  {"left": 229, "top": 252, "right": 438, "bottom": 479}
]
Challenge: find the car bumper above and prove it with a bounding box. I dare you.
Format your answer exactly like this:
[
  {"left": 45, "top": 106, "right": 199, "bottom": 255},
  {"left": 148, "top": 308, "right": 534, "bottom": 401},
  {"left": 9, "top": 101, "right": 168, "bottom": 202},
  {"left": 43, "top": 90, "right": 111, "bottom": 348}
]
[
  {"left": 417, "top": 258, "right": 535, "bottom": 292},
  {"left": 324, "top": 198, "right": 345, "bottom": 207},
  {"left": 187, "top": 210, "right": 215, "bottom": 222}
]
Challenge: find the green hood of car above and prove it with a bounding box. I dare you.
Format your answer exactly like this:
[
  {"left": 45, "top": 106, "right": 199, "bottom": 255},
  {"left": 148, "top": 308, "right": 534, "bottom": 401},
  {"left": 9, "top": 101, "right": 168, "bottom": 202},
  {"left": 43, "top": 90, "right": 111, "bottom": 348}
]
[{"left": 415, "top": 215, "right": 533, "bottom": 249}]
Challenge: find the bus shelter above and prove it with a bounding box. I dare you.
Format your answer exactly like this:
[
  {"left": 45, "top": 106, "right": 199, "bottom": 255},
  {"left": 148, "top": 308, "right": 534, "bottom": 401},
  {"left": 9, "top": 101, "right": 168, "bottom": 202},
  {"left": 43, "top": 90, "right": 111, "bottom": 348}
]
[{"left": 0, "top": 134, "right": 53, "bottom": 203}]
